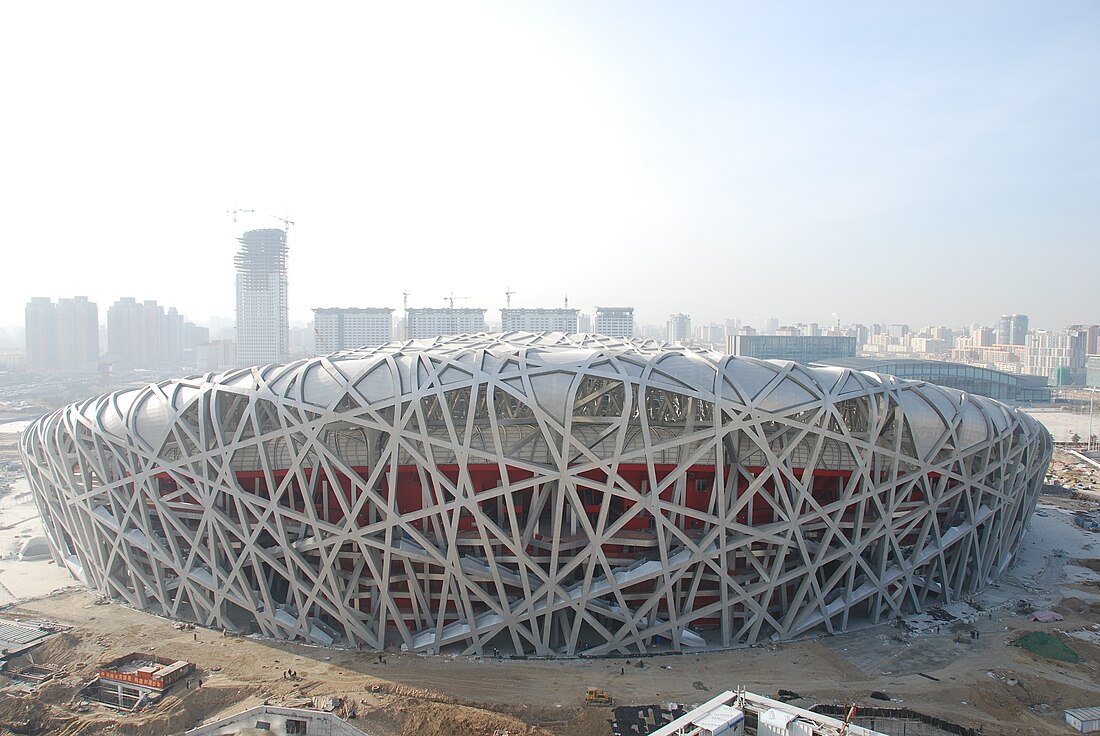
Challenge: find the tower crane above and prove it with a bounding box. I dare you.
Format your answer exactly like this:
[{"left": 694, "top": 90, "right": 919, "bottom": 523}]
[
  {"left": 444, "top": 293, "right": 471, "bottom": 336},
  {"left": 445, "top": 293, "right": 470, "bottom": 309},
  {"left": 270, "top": 214, "right": 295, "bottom": 232},
  {"left": 505, "top": 287, "right": 515, "bottom": 309},
  {"left": 226, "top": 208, "right": 254, "bottom": 222},
  {"left": 314, "top": 325, "right": 331, "bottom": 355}
]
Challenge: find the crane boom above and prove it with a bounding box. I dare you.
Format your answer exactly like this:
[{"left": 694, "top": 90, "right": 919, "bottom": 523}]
[
  {"left": 445, "top": 293, "right": 470, "bottom": 309},
  {"left": 271, "top": 214, "right": 295, "bottom": 232}
]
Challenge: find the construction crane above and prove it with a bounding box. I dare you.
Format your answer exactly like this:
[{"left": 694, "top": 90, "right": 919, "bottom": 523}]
[
  {"left": 505, "top": 287, "right": 515, "bottom": 309},
  {"left": 444, "top": 293, "right": 471, "bottom": 336},
  {"left": 314, "top": 325, "right": 331, "bottom": 355},
  {"left": 444, "top": 293, "right": 470, "bottom": 309},
  {"left": 226, "top": 208, "right": 254, "bottom": 222},
  {"left": 270, "top": 214, "right": 295, "bottom": 233}
]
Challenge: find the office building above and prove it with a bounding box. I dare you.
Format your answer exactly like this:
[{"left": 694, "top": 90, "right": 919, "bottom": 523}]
[
  {"left": 406, "top": 308, "right": 485, "bottom": 339},
  {"left": 594, "top": 306, "right": 634, "bottom": 338},
  {"left": 313, "top": 308, "right": 394, "bottom": 352},
  {"left": 500, "top": 308, "right": 579, "bottom": 334},
  {"left": 998, "top": 314, "right": 1029, "bottom": 346},
  {"left": 666, "top": 313, "right": 691, "bottom": 344}
]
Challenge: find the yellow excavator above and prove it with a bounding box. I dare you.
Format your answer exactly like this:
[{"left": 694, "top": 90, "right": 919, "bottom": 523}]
[{"left": 585, "top": 687, "right": 613, "bottom": 706}]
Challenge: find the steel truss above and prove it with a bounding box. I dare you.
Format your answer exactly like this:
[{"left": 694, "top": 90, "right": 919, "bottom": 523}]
[{"left": 20, "top": 333, "right": 1051, "bottom": 655}]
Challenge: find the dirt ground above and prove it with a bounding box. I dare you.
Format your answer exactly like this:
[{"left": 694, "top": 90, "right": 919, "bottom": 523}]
[
  {"left": 0, "top": 449, "right": 1095, "bottom": 736},
  {"left": 4, "top": 562, "right": 1099, "bottom": 735}
]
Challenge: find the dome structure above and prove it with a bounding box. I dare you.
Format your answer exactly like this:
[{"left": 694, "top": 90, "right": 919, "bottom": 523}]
[{"left": 19, "top": 333, "right": 1051, "bottom": 655}]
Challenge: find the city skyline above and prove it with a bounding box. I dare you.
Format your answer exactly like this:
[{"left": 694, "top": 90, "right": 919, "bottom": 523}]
[
  {"left": 5, "top": 292, "right": 1096, "bottom": 335},
  {"left": 15, "top": 292, "right": 1099, "bottom": 388},
  {"left": 2, "top": 225, "right": 1097, "bottom": 334},
  {"left": 1, "top": 2, "right": 1098, "bottom": 330}
]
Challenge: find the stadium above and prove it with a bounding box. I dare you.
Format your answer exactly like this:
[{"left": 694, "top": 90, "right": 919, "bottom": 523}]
[{"left": 19, "top": 333, "right": 1051, "bottom": 656}]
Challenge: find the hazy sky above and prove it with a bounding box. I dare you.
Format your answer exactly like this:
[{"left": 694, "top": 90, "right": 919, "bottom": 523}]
[{"left": 1, "top": 1, "right": 1097, "bottom": 331}]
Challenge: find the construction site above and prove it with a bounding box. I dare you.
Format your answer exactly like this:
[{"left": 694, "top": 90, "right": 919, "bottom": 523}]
[{"left": 0, "top": 421, "right": 1098, "bottom": 735}]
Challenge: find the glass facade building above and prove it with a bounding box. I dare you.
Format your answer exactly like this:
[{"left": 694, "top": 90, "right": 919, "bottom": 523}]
[
  {"left": 817, "top": 358, "right": 1051, "bottom": 404},
  {"left": 728, "top": 335, "right": 857, "bottom": 364}
]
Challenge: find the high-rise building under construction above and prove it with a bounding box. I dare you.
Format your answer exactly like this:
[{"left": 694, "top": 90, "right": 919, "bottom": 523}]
[{"left": 235, "top": 228, "right": 288, "bottom": 366}]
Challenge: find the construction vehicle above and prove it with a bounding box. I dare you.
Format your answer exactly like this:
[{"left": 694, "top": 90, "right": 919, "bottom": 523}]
[{"left": 585, "top": 687, "right": 613, "bottom": 706}]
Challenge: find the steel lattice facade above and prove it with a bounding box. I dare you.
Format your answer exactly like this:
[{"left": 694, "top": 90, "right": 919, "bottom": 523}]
[{"left": 20, "top": 333, "right": 1051, "bottom": 656}]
